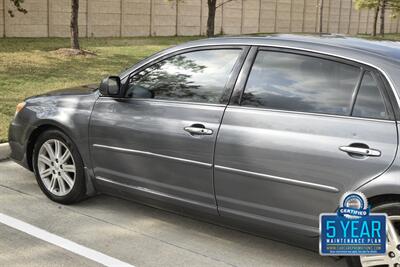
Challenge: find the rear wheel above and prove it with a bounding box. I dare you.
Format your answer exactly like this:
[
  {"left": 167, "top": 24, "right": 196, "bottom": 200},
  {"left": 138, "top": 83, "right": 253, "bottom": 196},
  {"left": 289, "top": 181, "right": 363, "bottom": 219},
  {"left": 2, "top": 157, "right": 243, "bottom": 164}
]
[
  {"left": 33, "top": 129, "right": 86, "bottom": 204},
  {"left": 347, "top": 202, "right": 400, "bottom": 267}
]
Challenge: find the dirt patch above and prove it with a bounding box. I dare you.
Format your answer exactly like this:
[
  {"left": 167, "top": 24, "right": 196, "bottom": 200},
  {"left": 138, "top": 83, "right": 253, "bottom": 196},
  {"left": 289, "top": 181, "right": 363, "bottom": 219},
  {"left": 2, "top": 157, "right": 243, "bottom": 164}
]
[{"left": 52, "top": 48, "right": 97, "bottom": 57}]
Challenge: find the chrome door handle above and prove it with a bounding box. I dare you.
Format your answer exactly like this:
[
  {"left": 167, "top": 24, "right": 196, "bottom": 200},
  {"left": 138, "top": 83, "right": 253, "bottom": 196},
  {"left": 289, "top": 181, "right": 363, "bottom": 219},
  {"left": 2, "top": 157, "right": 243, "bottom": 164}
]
[
  {"left": 184, "top": 126, "right": 213, "bottom": 135},
  {"left": 339, "top": 146, "right": 381, "bottom": 157}
]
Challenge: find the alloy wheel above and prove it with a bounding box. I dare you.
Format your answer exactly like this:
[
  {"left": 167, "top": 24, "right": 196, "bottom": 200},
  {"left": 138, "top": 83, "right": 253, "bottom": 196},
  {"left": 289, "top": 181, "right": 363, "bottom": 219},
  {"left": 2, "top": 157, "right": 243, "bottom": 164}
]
[
  {"left": 360, "top": 216, "right": 400, "bottom": 267},
  {"left": 37, "top": 139, "right": 76, "bottom": 196}
]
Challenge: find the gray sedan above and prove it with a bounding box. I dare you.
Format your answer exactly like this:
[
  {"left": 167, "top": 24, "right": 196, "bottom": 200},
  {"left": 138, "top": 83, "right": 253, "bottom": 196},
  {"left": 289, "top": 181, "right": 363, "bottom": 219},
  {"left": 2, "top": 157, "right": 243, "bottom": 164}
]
[{"left": 9, "top": 35, "right": 400, "bottom": 267}]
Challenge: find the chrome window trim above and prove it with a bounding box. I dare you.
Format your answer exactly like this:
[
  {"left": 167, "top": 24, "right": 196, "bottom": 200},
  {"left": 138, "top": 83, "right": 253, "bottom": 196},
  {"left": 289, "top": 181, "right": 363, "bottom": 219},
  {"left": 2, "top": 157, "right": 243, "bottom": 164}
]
[
  {"left": 120, "top": 44, "right": 248, "bottom": 81},
  {"left": 100, "top": 97, "right": 227, "bottom": 108},
  {"left": 119, "top": 42, "right": 400, "bottom": 111},
  {"left": 93, "top": 144, "right": 212, "bottom": 168},
  {"left": 215, "top": 165, "right": 340, "bottom": 193},
  {"left": 226, "top": 105, "right": 397, "bottom": 124}
]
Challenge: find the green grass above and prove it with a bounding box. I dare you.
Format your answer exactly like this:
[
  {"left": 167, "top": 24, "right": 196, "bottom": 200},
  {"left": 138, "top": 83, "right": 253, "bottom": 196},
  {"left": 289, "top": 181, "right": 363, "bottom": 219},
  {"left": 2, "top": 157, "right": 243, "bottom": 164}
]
[{"left": 0, "top": 36, "right": 202, "bottom": 143}]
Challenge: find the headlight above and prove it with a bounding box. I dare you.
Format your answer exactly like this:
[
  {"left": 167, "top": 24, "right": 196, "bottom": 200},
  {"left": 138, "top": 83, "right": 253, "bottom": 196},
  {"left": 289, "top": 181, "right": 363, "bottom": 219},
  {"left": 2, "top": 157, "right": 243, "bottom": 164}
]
[{"left": 15, "top": 102, "right": 26, "bottom": 115}]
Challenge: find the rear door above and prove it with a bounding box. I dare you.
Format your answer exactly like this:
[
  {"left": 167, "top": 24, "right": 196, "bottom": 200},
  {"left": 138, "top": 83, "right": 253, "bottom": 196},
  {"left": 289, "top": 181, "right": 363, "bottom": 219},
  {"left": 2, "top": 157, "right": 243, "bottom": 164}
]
[
  {"left": 89, "top": 46, "right": 247, "bottom": 214},
  {"left": 214, "top": 47, "right": 398, "bottom": 235}
]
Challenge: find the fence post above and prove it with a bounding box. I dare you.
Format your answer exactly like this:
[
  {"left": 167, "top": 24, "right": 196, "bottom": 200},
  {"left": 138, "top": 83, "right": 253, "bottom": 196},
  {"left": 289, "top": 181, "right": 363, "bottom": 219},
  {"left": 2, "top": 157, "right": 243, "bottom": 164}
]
[
  {"left": 290, "top": 0, "right": 293, "bottom": 32},
  {"left": 274, "top": 0, "right": 278, "bottom": 32},
  {"left": 258, "top": 0, "right": 261, "bottom": 33},
  {"left": 175, "top": 0, "right": 179, "bottom": 36},
  {"left": 327, "top": 0, "right": 331, "bottom": 32},
  {"left": 318, "top": 0, "right": 323, "bottom": 33},
  {"left": 47, "top": 0, "right": 50, "bottom": 37},
  {"left": 120, "top": 0, "right": 123, "bottom": 37},
  {"left": 241, "top": 0, "right": 244, "bottom": 34},
  {"left": 315, "top": 0, "right": 319, "bottom": 32},
  {"left": 2, "top": 0, "right": 5, "bottom": 37},
  {"left": 302, "top": 0, "right": 306, "bottom": 32},
  {"left": 357, "top": 4, "right": 361, "bottom": 34},
  {"left": 338, "top": 0, "right": 342, "bottom": 33},
  {"left": 86, "top": 0, "right": 89, "bottom": 37},
  {"left": 200, "top": 0, "right": 203, "bottom": 35},
  {"left": 221, "top": 0, "right": 224, "bottom": 34},
  {"left": 149, "top": 0, "right": 153, "bottom": 36}
]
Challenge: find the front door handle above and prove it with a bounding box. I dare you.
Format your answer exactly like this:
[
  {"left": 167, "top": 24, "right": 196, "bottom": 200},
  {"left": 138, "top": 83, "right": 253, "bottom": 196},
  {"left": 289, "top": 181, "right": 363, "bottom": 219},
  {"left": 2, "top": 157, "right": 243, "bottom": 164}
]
[
  {"left": 184, "top": 124, "right": 213, "bottom": 136},
  {"left": 339, "top": 146, "right": 381, "bottom": 157}
]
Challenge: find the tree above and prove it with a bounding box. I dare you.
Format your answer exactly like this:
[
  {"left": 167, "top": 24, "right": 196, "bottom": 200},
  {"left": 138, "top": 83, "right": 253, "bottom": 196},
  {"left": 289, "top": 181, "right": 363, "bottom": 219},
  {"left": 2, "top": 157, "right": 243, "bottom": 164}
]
[
  {"left": 173, "top": 0, "right": 236, "bottom": 37},
  {"left": 355, "top": 0, "right": 400, "bottom": 37},
  {"left": 8, "top": 0, "right": 27, "bottom": 17},
  {"left": 207, "top": 0, "right": 217, "bottom": 37},
  {"left": 8, "top": 0, "right": 80, "bottom": 50},
  {"left": 355, "top": 0, "right": 381, "bottom": 36},
  {"left": 380, "top": 0, "right": 400, "bottom": 36},
  {"left": 71, "top": 0, "right": 80, "bottom": 50},
  {"left": 380, "top": 0, "right": 388, "bottom": 36},
  {"left": 207, "top": 0, "right": 236, "bottom": 37},
  {"left": 319, "top": 0, "right": 324, "bottom": 34},
  {"left": 374, "top": 1, "right": 381, "bottom": 36}
]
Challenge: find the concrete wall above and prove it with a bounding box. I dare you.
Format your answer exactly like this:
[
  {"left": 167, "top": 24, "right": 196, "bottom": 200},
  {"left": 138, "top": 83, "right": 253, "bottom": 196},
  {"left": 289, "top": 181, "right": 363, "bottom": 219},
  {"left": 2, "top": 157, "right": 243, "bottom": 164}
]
[{"left": 2, "top": 0, "right": 399, "bottom": 37}]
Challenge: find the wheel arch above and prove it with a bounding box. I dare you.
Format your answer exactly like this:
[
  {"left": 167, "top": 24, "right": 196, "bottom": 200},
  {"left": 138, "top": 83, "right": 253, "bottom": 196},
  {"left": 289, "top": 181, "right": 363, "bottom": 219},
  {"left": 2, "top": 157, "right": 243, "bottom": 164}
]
[
  {"left": 26, "top": 122, "right": 79, "bottom": 171},
  {"left": 367, "top": 194, "right": 400, "bottom": 208}
]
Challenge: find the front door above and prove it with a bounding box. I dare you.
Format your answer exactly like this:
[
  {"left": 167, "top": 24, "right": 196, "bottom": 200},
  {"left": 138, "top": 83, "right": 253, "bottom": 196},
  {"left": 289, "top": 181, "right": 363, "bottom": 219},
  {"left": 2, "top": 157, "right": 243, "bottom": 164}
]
[
  {"left": 89, "top": 47, "right": 245, "bottom": 214},
  {"left": 214, "top": 48, "right": 398, "bottom": 235}
]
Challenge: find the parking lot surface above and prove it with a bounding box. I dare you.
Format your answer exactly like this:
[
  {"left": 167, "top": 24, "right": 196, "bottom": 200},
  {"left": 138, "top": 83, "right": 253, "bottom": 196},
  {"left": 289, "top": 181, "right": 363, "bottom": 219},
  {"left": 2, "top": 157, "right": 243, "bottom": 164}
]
[{"left": 0, "top": 160, "right": 346, "bottom": 267}]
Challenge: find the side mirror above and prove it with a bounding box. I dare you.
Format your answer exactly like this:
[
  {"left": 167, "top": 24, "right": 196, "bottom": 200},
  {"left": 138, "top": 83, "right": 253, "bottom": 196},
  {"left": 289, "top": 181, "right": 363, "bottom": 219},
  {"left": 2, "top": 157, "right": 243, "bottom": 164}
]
[{"left": 99, "top": 76, "right": 121, "bottom": 97}]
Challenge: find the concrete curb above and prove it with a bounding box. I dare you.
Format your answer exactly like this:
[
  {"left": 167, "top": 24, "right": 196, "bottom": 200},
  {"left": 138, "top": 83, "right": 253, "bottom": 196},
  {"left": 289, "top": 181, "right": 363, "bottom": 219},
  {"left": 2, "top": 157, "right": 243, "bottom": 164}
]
[{"left": 0, "top": 143, "right": 10, "bottom": 161}]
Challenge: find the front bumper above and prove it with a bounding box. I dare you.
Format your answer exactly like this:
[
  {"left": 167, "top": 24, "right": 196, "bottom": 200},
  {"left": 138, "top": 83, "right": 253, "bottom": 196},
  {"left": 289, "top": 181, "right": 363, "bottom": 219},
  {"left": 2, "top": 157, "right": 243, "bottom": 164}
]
[{"left": 8, "top": 120, "right": 31, "bottom": 170}]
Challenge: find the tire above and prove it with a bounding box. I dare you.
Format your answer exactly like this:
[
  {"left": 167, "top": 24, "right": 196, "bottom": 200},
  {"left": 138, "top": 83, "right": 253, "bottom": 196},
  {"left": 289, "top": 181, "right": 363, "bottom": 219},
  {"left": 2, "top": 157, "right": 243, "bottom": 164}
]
[
  {"left": 32, "top": 129, "right": 86, "bottom": 204},
  {"left": 346, "top": 202, "right": 400, "bottom": 267}
]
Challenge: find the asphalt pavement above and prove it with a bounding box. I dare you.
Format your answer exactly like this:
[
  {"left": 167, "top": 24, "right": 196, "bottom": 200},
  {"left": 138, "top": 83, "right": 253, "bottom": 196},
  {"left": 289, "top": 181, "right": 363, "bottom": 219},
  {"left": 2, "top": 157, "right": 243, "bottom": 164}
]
[{"left": 0, "top": 160, "right": 347, "bottom": 267}]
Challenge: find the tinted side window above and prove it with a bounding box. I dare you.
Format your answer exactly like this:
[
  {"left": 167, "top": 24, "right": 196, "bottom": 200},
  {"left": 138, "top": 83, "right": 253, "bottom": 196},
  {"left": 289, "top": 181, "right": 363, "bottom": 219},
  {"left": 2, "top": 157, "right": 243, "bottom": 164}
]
[
  {"left": 241, "top": 51, "right": 361, "bottom": 116},
  {"left": 126, "top": 49, "right": 241, "bottom": 104},
  {"left": 352, "top": 72, "right": 388, "bottom": 120}
]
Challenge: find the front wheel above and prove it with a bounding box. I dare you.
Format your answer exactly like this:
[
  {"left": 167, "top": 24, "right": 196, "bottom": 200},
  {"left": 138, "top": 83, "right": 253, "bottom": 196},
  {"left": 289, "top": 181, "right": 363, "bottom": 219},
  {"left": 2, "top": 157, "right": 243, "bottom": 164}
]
[
  {"left": 33, "top": 129, "right": 86, "bottom": 204},
  {"left": 347, "top": 202, "right": 400, "bottom": 267}
]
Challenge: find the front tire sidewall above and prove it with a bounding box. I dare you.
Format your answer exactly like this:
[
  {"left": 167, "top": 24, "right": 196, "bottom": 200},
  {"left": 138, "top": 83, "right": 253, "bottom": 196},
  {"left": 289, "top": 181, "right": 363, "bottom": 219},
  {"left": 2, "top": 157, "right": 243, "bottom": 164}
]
[{"left": 33, "top": 129, "right": 86, "bottom": 204}]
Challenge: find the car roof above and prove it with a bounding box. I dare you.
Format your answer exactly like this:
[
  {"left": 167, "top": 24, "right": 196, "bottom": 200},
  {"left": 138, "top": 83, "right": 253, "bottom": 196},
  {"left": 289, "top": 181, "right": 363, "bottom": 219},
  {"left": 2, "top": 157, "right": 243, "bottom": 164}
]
[{"left": 180, "top": 34, "right": 400, "bottom": 63}]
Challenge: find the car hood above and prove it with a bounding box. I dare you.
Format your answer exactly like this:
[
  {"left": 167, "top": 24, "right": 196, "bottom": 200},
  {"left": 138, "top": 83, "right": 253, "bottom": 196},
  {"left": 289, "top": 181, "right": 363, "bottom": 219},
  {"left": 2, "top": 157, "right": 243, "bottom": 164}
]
[{"left": 26, "top": 84, "right": 98, "bottom": 100}]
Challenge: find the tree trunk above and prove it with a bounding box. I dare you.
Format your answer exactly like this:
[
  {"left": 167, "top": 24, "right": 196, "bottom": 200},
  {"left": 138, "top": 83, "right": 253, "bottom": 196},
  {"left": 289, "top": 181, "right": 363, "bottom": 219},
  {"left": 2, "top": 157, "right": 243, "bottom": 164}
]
[
  {"left": 207, "top": 0, "right": 217, "bottom": 37},
  {"left": 380, "top": 0, "right": 387, "bottom": 37},
  {"left": 71, "top": 0, "right": 80, "bottom": 50},
  {"left": 372, "top": 3, "right": 380, "bottom": 37},
  {"left": 319, "top": 0, "right": 324, "bottom": 34}
]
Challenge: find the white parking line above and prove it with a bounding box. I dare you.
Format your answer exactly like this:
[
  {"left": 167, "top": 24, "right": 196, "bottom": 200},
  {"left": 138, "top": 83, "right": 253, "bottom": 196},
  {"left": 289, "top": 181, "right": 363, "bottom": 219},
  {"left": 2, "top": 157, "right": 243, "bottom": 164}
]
[{"left": 0, "top": 213, "right": 135, "bottom": 267}]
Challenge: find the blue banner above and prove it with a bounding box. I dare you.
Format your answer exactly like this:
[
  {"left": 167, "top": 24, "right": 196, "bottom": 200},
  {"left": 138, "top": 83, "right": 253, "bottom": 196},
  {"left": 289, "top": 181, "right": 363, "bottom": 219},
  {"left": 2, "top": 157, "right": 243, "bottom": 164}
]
[{"left": 320, "top": 214, "right": 386, "bottom": 255}]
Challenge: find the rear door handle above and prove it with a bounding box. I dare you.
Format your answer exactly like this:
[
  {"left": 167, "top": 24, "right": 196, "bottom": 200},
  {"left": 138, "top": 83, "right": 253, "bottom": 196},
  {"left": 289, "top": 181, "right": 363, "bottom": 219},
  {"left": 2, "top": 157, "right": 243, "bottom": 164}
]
[
  {"left": 184, "top": 124, "right": 213, "bottom": 136},
  {"left": 339, "top": 146, "right": 381, "bottom": 157}
]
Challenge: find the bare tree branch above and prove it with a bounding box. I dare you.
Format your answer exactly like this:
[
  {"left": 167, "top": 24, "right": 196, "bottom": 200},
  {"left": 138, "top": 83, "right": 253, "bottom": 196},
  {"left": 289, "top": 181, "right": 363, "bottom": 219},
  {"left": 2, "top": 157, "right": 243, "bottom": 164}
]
[{"left": 216, "top": 0, "right": 236, "bottom": 9}]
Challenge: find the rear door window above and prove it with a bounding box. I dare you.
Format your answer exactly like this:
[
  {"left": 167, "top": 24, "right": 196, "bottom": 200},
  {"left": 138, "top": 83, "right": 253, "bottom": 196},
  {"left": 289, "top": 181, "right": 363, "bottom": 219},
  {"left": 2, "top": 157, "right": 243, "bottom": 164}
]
[{"left": 241, "top": 51, "right": 361, "bottom": 116}]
